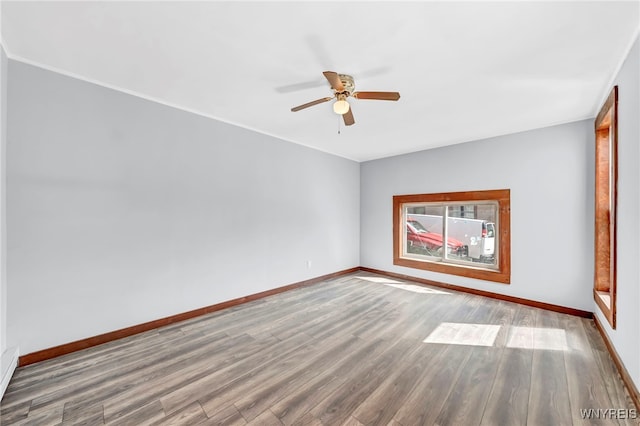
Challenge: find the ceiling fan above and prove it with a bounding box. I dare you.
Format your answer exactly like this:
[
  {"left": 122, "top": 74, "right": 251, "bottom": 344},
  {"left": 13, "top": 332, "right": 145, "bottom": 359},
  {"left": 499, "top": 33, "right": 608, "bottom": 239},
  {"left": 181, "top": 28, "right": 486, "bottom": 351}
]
[{"left": 291, "top": 71, "right": 400, "bottom": 126}]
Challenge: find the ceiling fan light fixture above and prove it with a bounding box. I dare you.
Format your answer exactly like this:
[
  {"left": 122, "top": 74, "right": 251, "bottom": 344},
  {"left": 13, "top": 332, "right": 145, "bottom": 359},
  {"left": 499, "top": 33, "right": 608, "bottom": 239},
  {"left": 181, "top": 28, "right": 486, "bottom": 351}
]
[{"left": 333, "top": 99, "right": 350, "bottom": 115}]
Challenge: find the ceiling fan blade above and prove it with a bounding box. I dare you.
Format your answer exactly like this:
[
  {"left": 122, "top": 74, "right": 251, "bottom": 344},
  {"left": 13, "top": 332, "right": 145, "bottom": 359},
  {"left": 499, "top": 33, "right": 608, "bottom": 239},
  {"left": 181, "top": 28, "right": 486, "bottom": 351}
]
[
  {"left": 291, "top": 96, "right": 334, "bottom": 112},
  {"left": 353, "top": 91, "right": 401, "bottom": 101},
  {"left": 323, "top": 71, "right": 344, "bottom": 92},
  {"left": 276, "top": 78, "right": 326, "bottom": 93},
  {"left": 343, "top": 108, "right": 355, "bottom": 126}
]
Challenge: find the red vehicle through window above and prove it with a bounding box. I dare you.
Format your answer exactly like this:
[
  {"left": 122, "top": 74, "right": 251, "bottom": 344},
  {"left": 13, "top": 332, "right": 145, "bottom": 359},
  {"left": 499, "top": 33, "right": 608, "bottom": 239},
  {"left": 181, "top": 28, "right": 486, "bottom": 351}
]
[{"left": 406, "top": 219, "right": 468, "bottom": 257}]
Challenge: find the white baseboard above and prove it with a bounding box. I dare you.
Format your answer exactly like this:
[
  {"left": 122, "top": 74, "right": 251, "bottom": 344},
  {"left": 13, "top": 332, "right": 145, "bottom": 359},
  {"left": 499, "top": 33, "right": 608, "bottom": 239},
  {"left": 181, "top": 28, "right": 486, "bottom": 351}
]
[{"left": 1, "top": 346, "right": 19, "bottom": 400}]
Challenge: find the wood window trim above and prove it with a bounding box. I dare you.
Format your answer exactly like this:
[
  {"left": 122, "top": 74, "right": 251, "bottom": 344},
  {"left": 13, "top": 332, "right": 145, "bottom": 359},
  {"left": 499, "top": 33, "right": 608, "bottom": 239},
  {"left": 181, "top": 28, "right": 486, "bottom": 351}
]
[
  {"left": 594, "top": 85, "right": 618, "bottom": 329},
  {"left": 393, "top": 189, "right": 511, "bottom": 284}
]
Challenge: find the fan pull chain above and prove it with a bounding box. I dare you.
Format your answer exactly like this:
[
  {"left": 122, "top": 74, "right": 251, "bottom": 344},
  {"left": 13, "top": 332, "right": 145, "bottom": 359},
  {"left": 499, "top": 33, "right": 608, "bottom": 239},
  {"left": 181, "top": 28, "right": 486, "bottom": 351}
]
[{"left": 337, "top": 115, "right": 341, "bottom": 135}]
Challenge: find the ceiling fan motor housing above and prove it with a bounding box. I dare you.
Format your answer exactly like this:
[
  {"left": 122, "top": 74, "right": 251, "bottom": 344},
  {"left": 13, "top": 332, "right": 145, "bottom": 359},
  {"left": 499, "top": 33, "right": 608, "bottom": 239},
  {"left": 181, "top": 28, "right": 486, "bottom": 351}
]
[{"left": 338, "top": 74, "right": 355, "bottom": 95}]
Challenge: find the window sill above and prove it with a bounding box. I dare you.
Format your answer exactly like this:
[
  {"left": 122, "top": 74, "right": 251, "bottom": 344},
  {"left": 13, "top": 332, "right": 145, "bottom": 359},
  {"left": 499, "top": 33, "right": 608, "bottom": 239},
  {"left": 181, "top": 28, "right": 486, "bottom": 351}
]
[{"left": 394, "top": 256, "right": 510, "bottom": 284}]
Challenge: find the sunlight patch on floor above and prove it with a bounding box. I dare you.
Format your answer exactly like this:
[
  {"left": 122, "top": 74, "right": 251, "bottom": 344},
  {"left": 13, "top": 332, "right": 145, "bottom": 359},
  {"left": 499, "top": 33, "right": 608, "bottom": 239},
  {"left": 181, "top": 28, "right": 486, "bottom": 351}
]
[
  {"left": 355, "top": 276, "right": 403, "bottom": 284},
  {"left": 423, "top": 322, "right": 501, "bottom": 347},
  {"left": 384, "top": 283, "right": 451, "bottom": 295},
  {"left": 506, "top": 326, "right": 568, "bottom": 351}
]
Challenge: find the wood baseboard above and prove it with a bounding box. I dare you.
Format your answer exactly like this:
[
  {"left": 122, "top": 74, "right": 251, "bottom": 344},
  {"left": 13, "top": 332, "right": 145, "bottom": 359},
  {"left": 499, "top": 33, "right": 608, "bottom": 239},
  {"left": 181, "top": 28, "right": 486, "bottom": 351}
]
[
  {"left": 16, "top": 265, "right": 598, "bottom": 367},
  {"left": 18, "top": 267, "right": 360, "bottom": 367},
  {"left": 593, "top": 314, "right": 640, "bottom": 411},
  {"left": 359, "top": 267, "right": 593, "bottom": 318},
  {"left": 18, "top": 264, "right": 640, "bottom": 415}
]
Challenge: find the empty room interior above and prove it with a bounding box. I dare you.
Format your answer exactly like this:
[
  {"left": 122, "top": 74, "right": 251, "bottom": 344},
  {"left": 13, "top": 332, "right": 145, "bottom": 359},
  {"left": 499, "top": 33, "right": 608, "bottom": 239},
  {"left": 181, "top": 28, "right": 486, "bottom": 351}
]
[{"left": 0, "top": 1, "right": 640, "bottom": 425}]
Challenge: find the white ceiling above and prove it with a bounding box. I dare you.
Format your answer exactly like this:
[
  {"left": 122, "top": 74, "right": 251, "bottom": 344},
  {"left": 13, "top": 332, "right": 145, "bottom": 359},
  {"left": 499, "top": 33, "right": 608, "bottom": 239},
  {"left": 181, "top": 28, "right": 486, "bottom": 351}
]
[{"left": 2, "top": 1, "right": 639, "bottom": 162}]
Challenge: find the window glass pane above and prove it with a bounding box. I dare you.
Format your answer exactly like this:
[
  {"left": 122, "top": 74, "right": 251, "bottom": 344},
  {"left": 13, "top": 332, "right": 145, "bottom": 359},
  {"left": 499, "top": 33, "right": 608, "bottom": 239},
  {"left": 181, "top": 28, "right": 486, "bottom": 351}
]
[
  {"left": 449, "top": 205, "right": 476, "bottom": 219},
  {"left": 445, "top": 203, "right": 497, "bottom": 267},
  {"left": 406, "top": 207, "right": 444, "bottom": 257}
]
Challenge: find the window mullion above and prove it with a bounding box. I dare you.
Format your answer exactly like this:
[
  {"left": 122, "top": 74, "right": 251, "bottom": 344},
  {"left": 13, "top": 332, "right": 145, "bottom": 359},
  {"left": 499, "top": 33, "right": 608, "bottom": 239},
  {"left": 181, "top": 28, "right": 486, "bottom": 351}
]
[{"left": 442, "top": 205, "right": 448, "bottom": 262}]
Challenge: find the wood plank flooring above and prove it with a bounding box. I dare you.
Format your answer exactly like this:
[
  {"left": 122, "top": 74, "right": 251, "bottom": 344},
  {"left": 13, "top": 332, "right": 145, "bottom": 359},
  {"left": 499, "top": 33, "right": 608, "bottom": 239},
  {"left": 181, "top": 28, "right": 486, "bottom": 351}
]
[{"left": 1, "top": 272, "right": 637, "bottom": 425}]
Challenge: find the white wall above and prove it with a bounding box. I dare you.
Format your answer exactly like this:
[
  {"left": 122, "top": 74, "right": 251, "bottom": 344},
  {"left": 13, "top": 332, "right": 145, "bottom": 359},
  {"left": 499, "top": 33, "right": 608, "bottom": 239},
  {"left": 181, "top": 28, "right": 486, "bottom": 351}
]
[
  {"left": 1, "top": 42, "right": 6, "bottom": 356},
  {"left": 594, "top": 35, "right": 640, "bottom": 391},
  {"left": 361, "top": 119, "right": 594, "bottom": 311},
  {"left": 6, "top": 61, "right": 360, "bottom": 355},
  {"left": 0, "top": 41, "right": 17, "bottom": 400}
]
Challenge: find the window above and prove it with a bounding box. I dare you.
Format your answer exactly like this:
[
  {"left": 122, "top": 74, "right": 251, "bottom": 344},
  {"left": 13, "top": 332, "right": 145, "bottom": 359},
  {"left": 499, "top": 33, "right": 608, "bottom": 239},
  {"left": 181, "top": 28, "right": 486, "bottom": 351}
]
[
  {"left": 393, "top": 189, "right": 510, "bottom": 284},
  {"left": 594, "top": 86, "right": 618, "bottom": 329}
]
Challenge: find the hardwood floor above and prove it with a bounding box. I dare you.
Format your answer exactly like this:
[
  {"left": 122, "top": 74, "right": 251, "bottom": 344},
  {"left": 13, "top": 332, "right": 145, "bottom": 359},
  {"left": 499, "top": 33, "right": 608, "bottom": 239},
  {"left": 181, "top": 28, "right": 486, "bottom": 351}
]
[{"left": 1, "top": 272, "right": 636, "bottom": 425}]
